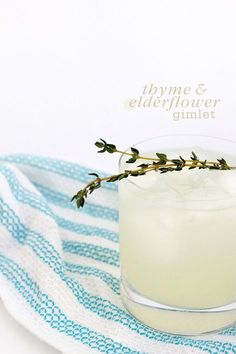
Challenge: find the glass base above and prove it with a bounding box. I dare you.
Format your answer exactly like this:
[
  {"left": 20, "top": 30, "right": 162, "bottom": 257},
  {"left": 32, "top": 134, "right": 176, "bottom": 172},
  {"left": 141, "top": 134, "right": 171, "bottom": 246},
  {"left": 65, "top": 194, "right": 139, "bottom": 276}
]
[{"left": 120, "top": 277, "right": 236, "bottom": 335}]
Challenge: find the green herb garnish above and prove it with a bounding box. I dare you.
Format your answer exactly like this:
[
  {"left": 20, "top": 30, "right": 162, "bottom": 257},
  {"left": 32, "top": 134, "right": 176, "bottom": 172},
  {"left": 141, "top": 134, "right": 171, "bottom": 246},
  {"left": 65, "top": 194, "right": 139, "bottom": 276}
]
[{"left": 71, "top": 138, "right": 234, "bottom": 208}]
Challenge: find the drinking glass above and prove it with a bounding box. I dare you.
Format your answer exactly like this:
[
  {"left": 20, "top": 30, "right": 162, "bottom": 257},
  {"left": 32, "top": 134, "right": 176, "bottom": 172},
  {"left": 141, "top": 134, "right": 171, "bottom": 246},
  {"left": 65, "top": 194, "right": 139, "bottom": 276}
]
[{"left": 119, "top": 135, "right": 236, "bottom": 335}]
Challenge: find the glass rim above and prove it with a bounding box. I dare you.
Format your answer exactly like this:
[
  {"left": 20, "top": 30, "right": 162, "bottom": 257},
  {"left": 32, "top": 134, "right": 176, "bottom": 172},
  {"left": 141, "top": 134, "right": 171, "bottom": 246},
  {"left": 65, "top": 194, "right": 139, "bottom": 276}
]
[{"left": 118, "top": 134, "right": 236, "bottom": 204}]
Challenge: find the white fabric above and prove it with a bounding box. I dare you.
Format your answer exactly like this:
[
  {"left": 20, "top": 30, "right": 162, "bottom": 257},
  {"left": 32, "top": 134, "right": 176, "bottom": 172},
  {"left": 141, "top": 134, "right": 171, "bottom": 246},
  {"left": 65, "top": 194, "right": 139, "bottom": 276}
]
[{"left": 0, "top": 154, "right": 235, "bottom": 354}]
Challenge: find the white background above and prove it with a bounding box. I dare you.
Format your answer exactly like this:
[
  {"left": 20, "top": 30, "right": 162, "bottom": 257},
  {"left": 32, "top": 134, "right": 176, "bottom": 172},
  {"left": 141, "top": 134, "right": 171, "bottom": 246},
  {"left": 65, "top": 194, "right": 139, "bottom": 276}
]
[{"left": 0, "top": 1, "right": 236, "bottom": 353}]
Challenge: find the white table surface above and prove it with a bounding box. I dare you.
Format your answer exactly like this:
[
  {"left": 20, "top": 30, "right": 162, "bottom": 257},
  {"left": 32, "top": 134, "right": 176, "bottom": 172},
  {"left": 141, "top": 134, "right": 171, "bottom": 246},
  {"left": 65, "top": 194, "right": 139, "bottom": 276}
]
[
  {"left": 1, "top": 0, "right": 236, "bottom": 352},
  {"left": 0, "top": 300, "right": 60, "bottom": 354}
]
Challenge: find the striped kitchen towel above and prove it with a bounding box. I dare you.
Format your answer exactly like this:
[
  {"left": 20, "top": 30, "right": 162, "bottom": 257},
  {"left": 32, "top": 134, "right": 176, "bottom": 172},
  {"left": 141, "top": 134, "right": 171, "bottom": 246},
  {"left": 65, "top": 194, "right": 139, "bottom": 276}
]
[{"left": 0, "top": 154, "right": 235, "bottom": 354}]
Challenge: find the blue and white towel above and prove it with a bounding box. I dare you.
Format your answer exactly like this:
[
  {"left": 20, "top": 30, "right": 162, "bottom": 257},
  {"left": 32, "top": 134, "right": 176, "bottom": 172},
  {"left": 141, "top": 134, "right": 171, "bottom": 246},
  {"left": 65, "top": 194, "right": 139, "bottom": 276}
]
[{"left": 0, "top": 154, "right": 235, "bottom": 354}]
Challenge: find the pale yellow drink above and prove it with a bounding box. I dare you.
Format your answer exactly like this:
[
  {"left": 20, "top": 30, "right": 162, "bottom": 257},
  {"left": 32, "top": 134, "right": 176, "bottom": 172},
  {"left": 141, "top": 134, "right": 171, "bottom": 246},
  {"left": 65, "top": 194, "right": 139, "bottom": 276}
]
[{"left": 119, "top": 146, "right": 236, "bottom": 334}]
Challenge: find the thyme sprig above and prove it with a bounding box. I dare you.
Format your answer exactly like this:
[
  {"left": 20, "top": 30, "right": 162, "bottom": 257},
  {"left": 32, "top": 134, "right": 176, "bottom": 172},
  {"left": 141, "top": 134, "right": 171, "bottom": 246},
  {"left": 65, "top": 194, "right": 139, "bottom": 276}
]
[{"left": 71, "top": 138, "right": 234, "bottom": 208}]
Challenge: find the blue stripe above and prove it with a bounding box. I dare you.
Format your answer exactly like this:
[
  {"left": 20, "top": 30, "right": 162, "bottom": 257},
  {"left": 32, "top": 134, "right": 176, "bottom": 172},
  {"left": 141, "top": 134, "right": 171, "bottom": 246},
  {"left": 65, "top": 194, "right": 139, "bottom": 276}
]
[
  {"left": 63, "top": 240, "right": 119, "bottom": 267},
  {"left": 64, "top": 262, "right": 120, "bottom": 295},
  {"left": 0, "top": 164, "right": 118, "bottom": 243},
  {"left": 0, "top": 197, "right": 234, "bottom": 353},
  {"left": 34, "top": 182, "right": 119, "bottom": 222},
  {"left": 56, "top": 215, "right": 118, "bottom": 243},
  {"left": 0, "top": 154, "right": 118, "bottom": 191},
  {"left": 0, "top": 254, "right": 139, "bottom": 354},
  {"left": 221, "top": 326, "right": 236, "bottom": 336}
]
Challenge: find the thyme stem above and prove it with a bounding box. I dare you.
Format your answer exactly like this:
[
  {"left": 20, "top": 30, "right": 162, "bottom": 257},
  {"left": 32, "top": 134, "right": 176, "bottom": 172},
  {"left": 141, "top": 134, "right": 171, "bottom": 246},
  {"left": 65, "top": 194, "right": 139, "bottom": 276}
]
[
  {"left": 115, "top": 149, "right": 226, "bottom": 166},
  {"left": 71, "top": 138, "right": 235, "bottom": 208}
]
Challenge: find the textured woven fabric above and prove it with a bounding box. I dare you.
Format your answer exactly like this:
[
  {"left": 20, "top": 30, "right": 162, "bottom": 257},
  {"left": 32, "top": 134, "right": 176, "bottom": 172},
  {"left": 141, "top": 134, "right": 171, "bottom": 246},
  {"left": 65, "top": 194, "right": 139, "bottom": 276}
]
[{"left": 0, "top": 154, "right": 236, "bottom": 354}]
